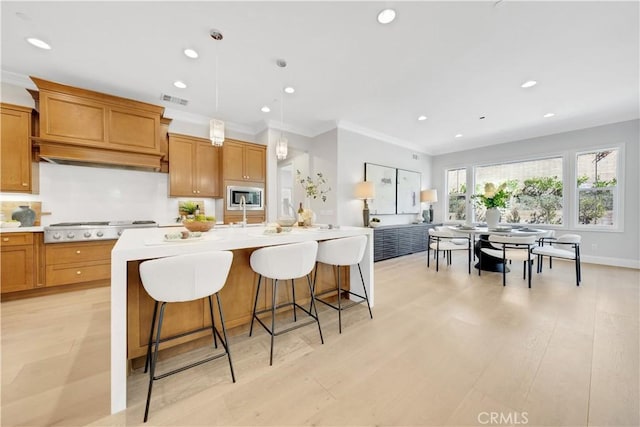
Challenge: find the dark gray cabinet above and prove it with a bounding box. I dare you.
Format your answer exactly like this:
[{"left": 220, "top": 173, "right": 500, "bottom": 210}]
[{"left": 372, "top": 223, "right": 434, "bottom": 262}]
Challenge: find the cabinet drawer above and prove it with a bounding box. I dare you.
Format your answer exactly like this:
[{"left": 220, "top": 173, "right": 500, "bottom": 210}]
[
  {"left": 0, "top": 233, "right": 34, "bottom": 247},
  {"left": 46, "top": 263, "right": 110, "bottom": 286},
  {"left": 46, "top": 241, "right": 114, "bottom": 265}
]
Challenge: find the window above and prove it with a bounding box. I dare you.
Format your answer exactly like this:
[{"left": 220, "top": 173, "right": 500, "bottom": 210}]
[
  {"left": 446, "top": 168, "right": 467, "bottom": 221},
  {"left": 474, "top": 157, "right": 564, "bottom": 225},
  {"left": 576, "top": 148, "right": 619, "bottom": 227}
]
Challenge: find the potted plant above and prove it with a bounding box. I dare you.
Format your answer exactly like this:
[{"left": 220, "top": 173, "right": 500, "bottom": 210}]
[{"left": 471, "top": 182, "right": 512, "bottom": 229}]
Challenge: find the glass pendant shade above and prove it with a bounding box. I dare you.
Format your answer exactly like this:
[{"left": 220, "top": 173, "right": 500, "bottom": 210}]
[
  {"left": 276, "top": 135, "right": 288, "bottom": 160},
  {"left": 210, "top": 119, "right": 225, "bottom": 146}
]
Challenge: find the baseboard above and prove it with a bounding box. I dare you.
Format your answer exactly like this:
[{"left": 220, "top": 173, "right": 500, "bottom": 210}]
[{"left": 580, "top": 255, "right": 640, "bottom": 269}]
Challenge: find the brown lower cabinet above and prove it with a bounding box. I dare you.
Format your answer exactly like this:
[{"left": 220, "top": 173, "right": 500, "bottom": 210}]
[
  {"left": 127, "top": 248, "right": 349, "bottom": 360},
  {"left": 45, "top": 240, "right": 115, "bottom": 287},
  {"left": 1, "top": 234, "right": 116, "bottom": 299},
  {"left": 1, "top": 233, "right": 35, "bottom": 293}
]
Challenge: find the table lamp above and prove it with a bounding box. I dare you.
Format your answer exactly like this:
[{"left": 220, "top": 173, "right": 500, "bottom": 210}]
[
  {"left": 355, "top": 181, "right": 375, "bottom": 227},
  {"left": 420, "top": 189, "right": 438, "bottom": 223}
]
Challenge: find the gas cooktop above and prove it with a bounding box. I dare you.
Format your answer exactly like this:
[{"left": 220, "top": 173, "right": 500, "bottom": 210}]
[{"left": 44, "top": 220, "right": 157, "bottom": 243}]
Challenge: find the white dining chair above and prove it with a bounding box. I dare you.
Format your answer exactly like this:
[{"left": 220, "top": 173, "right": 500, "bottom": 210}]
[
  {"left": 428, "top": 228, "right": 472, "bottom": 273},
  {"left": 531, "top": 233, "right": 582, "bottom": 286},
  {"left": 479, "top": 234, "right": 536, "bottom": 287}
]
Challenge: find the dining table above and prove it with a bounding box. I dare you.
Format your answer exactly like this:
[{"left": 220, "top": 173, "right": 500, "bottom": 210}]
[{"left": 447, "top": 225, "right": 549, "bottom": 272}]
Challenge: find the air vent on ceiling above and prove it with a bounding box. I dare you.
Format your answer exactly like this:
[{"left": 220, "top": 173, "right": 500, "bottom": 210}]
[
  {"left": 160, "top": 93, "right": 189, "bottom": 106},
  {"left": 412, "top": 154, "right": 419, "bottom": 160}
]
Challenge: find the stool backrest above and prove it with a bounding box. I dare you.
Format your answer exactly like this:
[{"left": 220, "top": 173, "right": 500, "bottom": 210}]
[
  {"left": 316, "top": 235, "right": 367, "bottom": 266},
  {"left": 250, "top": 240, "right": 318, "bottom": 280},
  {"left": 139, "top": 251, "right": 233, "bottom": 303}
]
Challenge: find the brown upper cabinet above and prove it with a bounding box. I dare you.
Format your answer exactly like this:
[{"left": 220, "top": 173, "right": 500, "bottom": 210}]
[
  {"left": 0, "top": 103, "right": 38, "bottom": 193},
  {"left": 222, "top": 139, "right": 266, "bottom": 183},
  {"left": 168, "top": 133, "right": 221, "bottom": 198},
  {"left": 29, "top": 77, "right": 167, "bottom": 171}
]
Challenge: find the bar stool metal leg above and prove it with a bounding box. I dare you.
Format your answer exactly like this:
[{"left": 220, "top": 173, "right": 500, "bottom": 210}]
[
  {"left": 144, "top": 301, "right": 167, "bottom": 423},
  {"left": 144, "top": 300, "right": 159, "bottom": 373},
  {"left": 357, "top": 264, "right": 373, "bottom": 319},
  {"left": 307, "top": 273, "right": 324, "bottom": 344},
  {"left": 208, "top": 296, "right": 218, "bottom": 349},
  {"left": 215, "top": 293, "right": 235, "bottom": 382},
  {"left": 249, "top": 275, "right": 263, "bottom": 337},
  {"left": 291, "top": 279, "right": 297, "bottom": 322},
  {"left": 270, "top": 278, "right": 278, "bottom": 366}
]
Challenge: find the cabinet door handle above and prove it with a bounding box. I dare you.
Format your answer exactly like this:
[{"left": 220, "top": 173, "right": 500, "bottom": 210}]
[
  {"left": 196, "top": 190, "right": 200, "bottom": 194},
  {"left": 76, "top": 250, "right": 81, "bottom": 254},
  {"left": 22, "top": 183, "right": 28, "bottom": 186},
  {"left": 2, "top": 238, "right": 9, "bottom": 242},
  {"left": 192, "top": 190, "right": 196, "bottom": 194},
  {"left": 76, "top": 271, "right": 82, "bottom": 275}
]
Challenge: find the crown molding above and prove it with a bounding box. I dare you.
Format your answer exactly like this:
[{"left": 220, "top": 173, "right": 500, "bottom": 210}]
[
  {"left": 1, "top": 70, "right": 36, "bottom": 88},
  {"left": 163, "top": 107, "right": 256, "bottom": 136},
  {"left": 265, "top": 119, "right": 319, "bottom": 138},
  {"left": 2, "top": 69, "right": 431, "bottom": 155},
  {"left": 336, "top": 120, "right": 431, "bottom": 155}
]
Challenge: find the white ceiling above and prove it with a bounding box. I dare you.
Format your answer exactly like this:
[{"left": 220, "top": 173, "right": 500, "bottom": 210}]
[{"left": 2, "top": 1, "right": 638, "bottom": 155}]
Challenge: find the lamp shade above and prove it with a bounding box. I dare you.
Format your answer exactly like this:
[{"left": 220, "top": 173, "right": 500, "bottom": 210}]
[
  {"left": 420, "top": 189, "right": 438, "bottom": 203},
  {"left": 355, "top": 181, "right": 375, "bottom": 199}
]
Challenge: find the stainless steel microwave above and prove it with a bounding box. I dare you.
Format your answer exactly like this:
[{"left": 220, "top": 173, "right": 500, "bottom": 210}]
[{"left": 227, "top": 186, "right": 264, "bottom": 210}]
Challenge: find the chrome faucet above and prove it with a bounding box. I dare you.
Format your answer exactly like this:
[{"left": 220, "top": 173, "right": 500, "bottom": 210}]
[{"left": 240, "top": 195, "right": 247, "bottom": 227}]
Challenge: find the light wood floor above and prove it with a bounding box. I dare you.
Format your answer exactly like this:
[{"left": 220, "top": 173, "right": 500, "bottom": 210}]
[{"left": 1, "top": 253, "right": 638, "bottom": 426}]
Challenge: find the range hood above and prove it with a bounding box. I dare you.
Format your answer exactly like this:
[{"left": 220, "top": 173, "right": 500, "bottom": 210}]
[
  {"left": 28, "top": 77, "right": 168, "bottom": 172},
  {"left": 33, "top": 138, "right": 163, "bottom": 171}
]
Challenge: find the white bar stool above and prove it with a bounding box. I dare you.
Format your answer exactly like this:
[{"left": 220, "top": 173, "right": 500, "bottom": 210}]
[
  {"left": 249, "top": 240, "right": 324, "bottom": 365},
  {"left": 139, "top": 251, "right": 235, "bottom": 423},
  {"left": 313, "top": 235, "right": 372, "bottom": 334}
]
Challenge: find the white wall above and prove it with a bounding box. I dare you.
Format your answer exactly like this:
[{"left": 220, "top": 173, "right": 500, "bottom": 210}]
[
  {"left": 309, "top": 129, "right": 339, "bottom": 225},
  {"left": 431, "top": 119, "right": 640, "bottom": 268},
  {"left": 337, "top": 128, "right": 432, "bottom": 227},
  {"left": 0, "top": 162, "right": 196, "bottom": 225}
]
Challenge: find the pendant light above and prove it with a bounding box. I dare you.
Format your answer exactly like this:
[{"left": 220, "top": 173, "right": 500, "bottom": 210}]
[
  {"left": 210, "top": 29, "right": 225, "bottom": 146},
  {"left": 275, "top": 59, "right": 288, "bottom": 160},
  {"left": 276, "top": 97, "right": 288, "bottom": 160}
]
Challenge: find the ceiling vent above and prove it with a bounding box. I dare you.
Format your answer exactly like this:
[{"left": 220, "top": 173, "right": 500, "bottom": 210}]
[{"left": 160, "top": 93, "right": 189, "bottom": 106}]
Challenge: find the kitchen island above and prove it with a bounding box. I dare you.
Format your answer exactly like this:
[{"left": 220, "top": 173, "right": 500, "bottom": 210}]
[{"left": 110, "top": 225, "right": 373, "bottom": 414}]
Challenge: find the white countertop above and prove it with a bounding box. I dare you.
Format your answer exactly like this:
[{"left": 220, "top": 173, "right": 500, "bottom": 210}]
[
  {"left": 0, "top": 226, "right": 44, "bottom": 233},
  {"left": 110, "top": 224, "right": 374, "bottom": 414},
  {"left": 114, "top": 225, "right": 372, "bottom": 260}
]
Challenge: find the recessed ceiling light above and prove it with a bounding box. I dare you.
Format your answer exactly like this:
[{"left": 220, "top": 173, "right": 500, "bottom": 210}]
[
  {"left": 521, "top": 80, "right": 537, "bottom": 88},
  {"left": 543, "top": 112, "right": 555, "bottom": 118},
  {"left": 26, "top": 37, "right": 51, "bottom": 50},
  {"left": 173, "top": 81, "right": 187, "bottom": 89},
  {"left": 284, "top": 87, "right": 295, "bottom": 94},
  {"left": 183, "top": 48, "right": 199, "bottom": 59},
  {"left": 455, "top": 134, "right": 463, "bottom": 138},
  {"left": 377, "top": 9, "right": 396, "bottom": 24},
  {"left": 261, "top": 106, "right": 271, "bottom": 113},
  {"left": 417, "top": 115, "right": 428, "bottom": 121}
]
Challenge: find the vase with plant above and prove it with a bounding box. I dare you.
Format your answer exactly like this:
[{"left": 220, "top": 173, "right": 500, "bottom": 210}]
[
  {"left": 472, "top": 182, "right": 512, "bottom": 229},
  {"left": 296, "top": 170, "right": 331, "bottom": 226}
]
